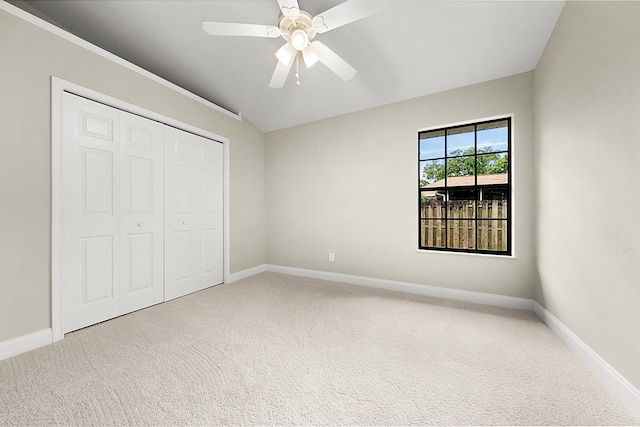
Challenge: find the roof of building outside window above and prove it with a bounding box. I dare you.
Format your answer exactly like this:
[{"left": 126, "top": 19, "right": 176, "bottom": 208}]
[{"left": 421, "top": 173, "right": 507, "bottom": 190}]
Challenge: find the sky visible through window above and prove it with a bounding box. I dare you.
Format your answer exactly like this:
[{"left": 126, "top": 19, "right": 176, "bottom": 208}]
[{"left": 419, "top": 127, "right": 508, "bottom": 160}]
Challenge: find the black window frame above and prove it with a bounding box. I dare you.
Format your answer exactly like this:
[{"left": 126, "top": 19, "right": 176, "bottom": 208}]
[{"left": 418, "top": 117, "right": 512, "bottom": 255}]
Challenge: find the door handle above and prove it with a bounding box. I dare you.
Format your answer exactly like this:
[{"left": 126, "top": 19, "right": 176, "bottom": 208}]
[
  {"left": 137, "top": 221, "right": 143, "bottom": 227},
  {"left": 182, "top": 221, "right": 187, "bottom": 225}
]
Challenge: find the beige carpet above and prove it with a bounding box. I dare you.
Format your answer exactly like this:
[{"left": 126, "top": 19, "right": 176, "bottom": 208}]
[{"left": 0, "top": 272, "right": 637, "bottom": 426}]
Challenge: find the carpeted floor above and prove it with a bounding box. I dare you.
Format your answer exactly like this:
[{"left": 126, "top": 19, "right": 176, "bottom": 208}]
[{"left": 0, "top": 272, "right": 637, "bottom": 425}]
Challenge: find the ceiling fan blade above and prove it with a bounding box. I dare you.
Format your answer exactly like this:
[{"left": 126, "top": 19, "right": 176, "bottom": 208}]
[
  {"left": 202, "top": 21, "right": 280, "bottom": 38},
  {"left": 269, "top": 58, "right": 295, "bottom": 88},
  {"left": 313, "top": 0, "right": 387, "bottom": 33},
  {"left": 313, "top": 41, "right": 357, "bottom": 81},
  {"left": 277, "top": 0, "right": 300, "bottom": 20}
]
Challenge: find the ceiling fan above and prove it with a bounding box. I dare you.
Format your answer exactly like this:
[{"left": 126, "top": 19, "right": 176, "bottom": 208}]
[{"left": 202, "top": 0, "right": 386, "bottom": 88}]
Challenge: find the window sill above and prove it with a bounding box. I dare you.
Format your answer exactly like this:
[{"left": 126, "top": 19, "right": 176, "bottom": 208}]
[{"left": 416, "top": 249, "right": 516, "bottom": 259}]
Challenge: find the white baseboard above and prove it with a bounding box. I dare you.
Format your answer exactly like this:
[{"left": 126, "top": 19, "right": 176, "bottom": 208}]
[
  {"left": 0, "top": 329, "right": 53, "bottom": 361},
  {"left": 227, "top": 264, "right": 266, "bottom": 284},
  {"left": 533, "top": 302, "right": 640, "bottom": 419},
  {"left": 265, "top": 264, "right": 533, "bottom": 311}
]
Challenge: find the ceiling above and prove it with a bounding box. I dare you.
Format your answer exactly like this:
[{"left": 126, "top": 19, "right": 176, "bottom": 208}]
[{"left": 24, "top": 0, "right": 564, "bottom": 132}]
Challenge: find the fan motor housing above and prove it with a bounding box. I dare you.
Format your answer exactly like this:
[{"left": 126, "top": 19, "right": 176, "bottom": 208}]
[{"left": 278, "top": 10, "right": 316, "bottom": 43}]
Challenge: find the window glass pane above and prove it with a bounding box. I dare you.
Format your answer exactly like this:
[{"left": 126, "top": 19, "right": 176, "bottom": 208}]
[
  {"left": 477, "top": 219, "right": 508, "bottom": 252},
  {"left": 447, "top": 125, "right": 474, "bottom": 157},
  {"left": 420, "top": 219, "right": 446, "bottom": 248},
  {"left": 447, "top": 219, "right": 476, "bottom": 250},
  {"left": 477, "top": 120, "right": 508, "bottom": 153},
  {"left": 421, "top": 196, "right": 445, "bottom": 218},
  {"left": 419, "top": 130, "right": 445, "bottom": 160},
  {"left": 420, "top": 189, "right": 445, "bottom": 204},
  {"left": 482, "top": 186, "right": 509, "bottom": 201},
  {"left": 476, "top": 152, "right": 508, "bottom": 180},
  {"left": 447, "top": 188, "right": 477, "bottom": 203},
  {"left": 420, "top": 159, "right": 445, "bottom": 186},
  {"left": 477, "top": 199, "right": 508, "bottom": 220},
  {"left": 446, "top": 155, "right": 474, "bottom": 187},
  {"left": 446, "top": 195, "right": 476, "bottom": 219}
]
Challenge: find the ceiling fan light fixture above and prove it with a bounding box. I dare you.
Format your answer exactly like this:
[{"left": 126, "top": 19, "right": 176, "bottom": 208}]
[
  {"left": 275, "top": 43, "right": 295, "bottom": 66},
  {"left": 203, "top": 0, "right": 387, "bottom": 88},
  {"left": 290, "top": 29, "right": 309, "bottom": 51}
]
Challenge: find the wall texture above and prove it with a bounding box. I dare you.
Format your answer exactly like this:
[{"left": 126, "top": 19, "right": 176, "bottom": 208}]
[
  {"left": 0, "top": 5, "right": 265, "bottom": 342},
  {"left": 534, "top": 1, "right": 640, "bottom": 390},
  {"left": 266, "top": 72, "right": 536, "bottom": 299}
]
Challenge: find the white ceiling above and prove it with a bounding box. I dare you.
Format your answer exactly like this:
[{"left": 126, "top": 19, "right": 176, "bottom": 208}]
[{"left": 25, "top": 0, "right": 564, "bottom": 132}]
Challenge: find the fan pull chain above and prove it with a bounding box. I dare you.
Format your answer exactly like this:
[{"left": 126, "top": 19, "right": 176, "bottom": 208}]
[{"left": 295, "top": 53, "right": 301, "bottom": 86}]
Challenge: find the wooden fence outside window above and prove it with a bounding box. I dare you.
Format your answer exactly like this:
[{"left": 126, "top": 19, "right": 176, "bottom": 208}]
[{"left": 421, "top": 200, "right": 508, "bottom": 251}]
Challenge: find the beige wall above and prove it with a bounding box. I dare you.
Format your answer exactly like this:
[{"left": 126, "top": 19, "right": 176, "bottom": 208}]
[
  {"left": 0, "top": 6, "right": 265, "bottom": 342},
  {"left": 534, "top": 2, "right": 640, "bottom": 389},
  {"left": 266, "top": 72, "right": 536, "bottom": 299}
]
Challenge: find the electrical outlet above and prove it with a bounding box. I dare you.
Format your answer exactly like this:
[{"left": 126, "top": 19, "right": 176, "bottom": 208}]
[{"left": 328, "top": 252, "right": 335, "bottom": 262}]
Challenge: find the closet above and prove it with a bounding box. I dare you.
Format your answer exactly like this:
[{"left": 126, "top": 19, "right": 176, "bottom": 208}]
[{"left": 60, "top": 92, "right": 223, "bottom": 333}]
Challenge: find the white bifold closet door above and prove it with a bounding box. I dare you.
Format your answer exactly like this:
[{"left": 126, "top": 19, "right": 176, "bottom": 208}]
[
  {"left": 61, "top": 92, "right": 164, "bottom": 332},
  {"left": 61, "top": 92, "right": 223, "bottom": 333},
  {"left": 164, "top": 127, "right": 224, "bottom": 301}
]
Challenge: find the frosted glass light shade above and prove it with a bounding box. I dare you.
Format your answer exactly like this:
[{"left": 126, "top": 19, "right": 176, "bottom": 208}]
[
  {"left": 290, "top": 29, "right": 309, "bottom": 51},
  {"left": 275, "top": 43, "right": 295, "bottom": 66},
  {"left": 302, "top": 44, "right": 319, "bottom": 67}
]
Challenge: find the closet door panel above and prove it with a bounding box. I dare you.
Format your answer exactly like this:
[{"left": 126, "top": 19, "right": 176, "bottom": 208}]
[
  {"left": 164, "top": 127, "right": 223, "bottom": 300},
  {"left": 120, "top": 111, "right": 164, "bottom": 314},
  {"left": 198, "top": 143, "right": 224, "bottom": 289},
  {"left": 82, "top": 235, "right": 115, "bottom": 302},
  {"left": 61, "top": 93, "right": 121, "bottom": 333},
  {"left": 175, "top": 230, "right": 194, "bottom": 280},
  {"left": 164, "top": 127, "right": 199, "bottom": 300}
]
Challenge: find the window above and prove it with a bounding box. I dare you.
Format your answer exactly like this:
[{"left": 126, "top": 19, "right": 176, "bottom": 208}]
[{"left": 419, "top": 118, "right": 511, "bottom": 255}]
